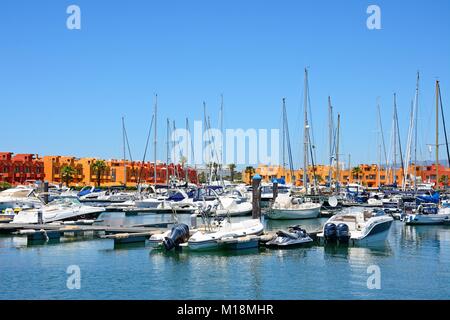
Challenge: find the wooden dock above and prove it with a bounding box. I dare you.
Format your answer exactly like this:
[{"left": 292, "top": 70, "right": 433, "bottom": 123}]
[{"left": 0, "top": 221, "right": 175, "bottom": 245}]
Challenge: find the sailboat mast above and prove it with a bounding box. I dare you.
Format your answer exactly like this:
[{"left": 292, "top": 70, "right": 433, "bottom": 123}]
[
  {"left": 393, "top": 93, "right": 397, "bottom": 185},
  {"left": 185, "top": 117, "right": 189, "bottom": 183},
  {"left": 414, "top": 72, "right": 419, "bottom": 194},
  {"left": 122, "top": 116, "right": 127, "bottom": 186},
  {"left": 303, "top": 69, "right": 309, "bottom": 193},
  {"left": 166, "top": 118, "right": 170, "bottom": 188},
  {"left": 282, "top": 98, "right": 286, "bottom": 173},
  {"left": 219, "top": 95, "right": 224, "bottom": 184},
  {"left": 153, "top": 94, "right": 158, "bottom": 187},
  {"left": 436, "top": 81, "right": 440, "bottom": 187},
  {"left": 336, "top": 113, "right": 340, "bottom": 192},
  {"left": 328, "top": 96, "right": 333, "bottom": 189}
]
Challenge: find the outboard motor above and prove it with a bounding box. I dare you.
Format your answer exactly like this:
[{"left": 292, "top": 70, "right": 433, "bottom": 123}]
[
  {"left": 324, "top": 223, "right": 337, "bottom": 242},
  {"left": 336, "top": 223, "right": 350, "bottom": 244},
  {"left": 163, "top": 224, "right": 190, "bottom": 251}
]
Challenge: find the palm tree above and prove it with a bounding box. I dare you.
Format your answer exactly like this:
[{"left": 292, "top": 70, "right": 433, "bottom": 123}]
[
  {"left": 228, "top": 163, "right": 236, "bottom": 182},
  {"left": 91, "top": 160, "right": 107, "bottom": 187},
  {"left": 314, "top": 174, "right": 323, "bottom": 184},
  {"left": 61, "top": 165, "right": 76, "bottom": 187},
  {"left": 245, "top": 166, "right": 255, "bottom": 182},
  {"left": 439, "top": 175, "right": 449, "bottom": 188},
  {"left": 352, "top": 166, "right": 363, "bottom": 183}
]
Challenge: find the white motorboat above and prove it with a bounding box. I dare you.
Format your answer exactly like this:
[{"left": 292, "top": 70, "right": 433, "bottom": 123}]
[
  {"left": 266, "top": 194, "right": 321, "bottom": 220},
  {"left": 12, "top": 198, "right": 105, "bottom": 224},
  {"left": 213, "top": 197, "right": 252, "bottom": 217},
  {"left": 403, "top": 205, "right": 450, "bottom": 225},
  {"left": 0, "top": 186, "right": 42, "bottom": 210},
  {"left": 317, "top": 209, "right": 393, "bottom": 245},
  {"left": 187, "top": 218, "right": 264, "bottom": 251},
  {"left": 367, "top": 198, "right": 383, "bottom": 207},
  {"left": 150, "top": 218, "right": 264, "bottom": 251},
  {"left": 134, "top": 197, "right": 164, "bottom": 208}
]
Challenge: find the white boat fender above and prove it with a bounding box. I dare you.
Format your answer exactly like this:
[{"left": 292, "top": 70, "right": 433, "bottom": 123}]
[{"left": 19, "top": 229, "right": 37, "bottom": 235}]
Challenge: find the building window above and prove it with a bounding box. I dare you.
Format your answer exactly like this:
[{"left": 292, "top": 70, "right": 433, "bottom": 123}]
[
  {"left": 25, "top": 167, "right": 30, "bottom": 173},
  {"left": 14, "top": 167, "right": 20, "bottom": 173},
  {"left": 3, "top": 167, "right": 8, "bottom": 173}
]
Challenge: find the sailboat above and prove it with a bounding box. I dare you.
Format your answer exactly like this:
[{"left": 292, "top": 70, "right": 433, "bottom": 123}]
[
  {"left": 267, "top": 69, "right": 321, "bottom": 220},
  {"left": 404, "top": 80, "right": 450, "bottom": 225}
]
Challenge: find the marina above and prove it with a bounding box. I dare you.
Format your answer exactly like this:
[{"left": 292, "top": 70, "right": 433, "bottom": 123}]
[
  {"left": 1, "top": 208, "right": 450, "bottom": 299},
  {"left": 1, "top": 0, "right": 450, "bottom": 305}
]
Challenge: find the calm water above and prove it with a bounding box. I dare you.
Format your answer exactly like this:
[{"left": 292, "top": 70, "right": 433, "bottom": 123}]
[{"left": 1, "top": 210, "right": 450, "bottom": 300}]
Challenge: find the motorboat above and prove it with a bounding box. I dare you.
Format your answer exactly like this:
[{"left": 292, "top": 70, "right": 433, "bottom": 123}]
[
  {"left": 367, "top": 198, "right": 383, "bottom": 207},
  {"left": 187, "top": 218, "right": 264, "bottom": 251},
  {"left": 0, "top": 208, "right": 17, "bottom": 222},
  {"left": 266, "top": 194, "right": 321, "bottom": 220},
  {"left": 403, "top": 205, "right": 450, "bottom": 225},
  {"left": 265, "top": 225, "right": 313, "bottom": 248},
  {"left": 259, "top": 184, "right": 290, "bottom": 208},
  {"left": 0, "top": 186, "right": 43, "bottom": 210},
  {"left": 213, "top": 197, "right": 252, "bottom": 217},
  {"left": 317, "top": 209, "right": 393, "bottom": 245},
  {"left": 12, "top": 198, "right": 105, "bottom": 224}
]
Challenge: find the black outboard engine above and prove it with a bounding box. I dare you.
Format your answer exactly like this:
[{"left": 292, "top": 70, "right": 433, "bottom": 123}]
[
  {"left": 324, "top": 223, "right": 337, "bottom": 242},
  {"left": 336, "top": 223, "right": 350, "bottom": 244},
  {"left": 163, "top": 224, "right": 190, "bottom": 251}
]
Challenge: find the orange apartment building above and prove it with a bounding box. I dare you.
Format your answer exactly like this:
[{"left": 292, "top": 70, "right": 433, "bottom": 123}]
[
  {"left": 243, "top": 163, "right": 450, "bottom": 188},
  {"left": 1, "top": 152, "right": 198, "bottom": 187},
  {"left": 42, "top": 156, "right": 198, "bottom": 187}
]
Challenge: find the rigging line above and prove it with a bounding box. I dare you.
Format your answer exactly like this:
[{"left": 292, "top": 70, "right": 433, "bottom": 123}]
[
  {"left": 284, "top": 101, "right": 295, "bottom": 181},
  {"left": 438, "top": 84, "right": 450, "bottom": 167},
  {"left": 308, "top": 128, "right": 318, "bottom": 192},
  {"left": 306, "top": 77, "right": 317, "bottom": 162},
  {"left": 123, "top": 124, "right": 133, "bottom": 162},
  {"left": 137, "top": 114, "right": 154, "bottom": 188},
  {"left": 394, "top": 100, "right": 405, "bottom": 179},
  {"left": 377, "top": 103, "right": 389, "bottom": 170}
]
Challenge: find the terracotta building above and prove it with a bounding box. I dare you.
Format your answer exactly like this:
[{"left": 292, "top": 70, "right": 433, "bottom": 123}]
[{"left": 0, "top": 152, "right": 44, "bottom": 185}]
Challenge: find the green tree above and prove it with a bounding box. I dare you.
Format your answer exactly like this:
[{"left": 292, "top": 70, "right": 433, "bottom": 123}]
[
  {"left": 314, "top": 174, "right": 323, "bottom": 183},
  {"left": 91, "top": 160, "right": 107, "bottom": 187},
  {"left": 228, "top": 163, "right": 236, "bottom": 182},
  {"left": 61, "top": 165, "right": 76, "bottom": 187},
  {"left": 0, "top": 182, "right": 12, "bottom": 190},
  {"left": 198, "top": 172, "right": 206, "bottom": 184},
  {"left": 439, "top": 175, "right": 449, "bottom": 188}
]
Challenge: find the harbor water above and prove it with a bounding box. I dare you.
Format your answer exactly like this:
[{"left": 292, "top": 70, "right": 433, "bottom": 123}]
[{"left": 1, "top": 210, "right": 450, "bottom": 300}]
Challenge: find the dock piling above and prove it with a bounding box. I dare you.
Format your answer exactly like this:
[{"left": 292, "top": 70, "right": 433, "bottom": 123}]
[{"left": 252, "top": 174, "right": 262, "bottom": 219}]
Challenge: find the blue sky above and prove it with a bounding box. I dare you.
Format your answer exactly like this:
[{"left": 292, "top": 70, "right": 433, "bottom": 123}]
[{"left": 1, "top": 0, "right": 449, "bottom": 169}]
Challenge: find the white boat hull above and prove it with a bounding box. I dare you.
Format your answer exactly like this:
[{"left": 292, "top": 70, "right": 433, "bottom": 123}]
[
  {"left": 266, "top": 207, "right": 320, "bottom": 220},
  {"left": 404, "top": 213, "right": 450, "bottom": 225}
]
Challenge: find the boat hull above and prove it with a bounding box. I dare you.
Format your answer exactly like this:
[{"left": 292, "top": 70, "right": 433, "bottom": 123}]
[
  {"left": 404, "top": 214, "right": 450, "bottom": 225},
  {"left": 266, "top": 207, "right": 320, "bottom": 220}
]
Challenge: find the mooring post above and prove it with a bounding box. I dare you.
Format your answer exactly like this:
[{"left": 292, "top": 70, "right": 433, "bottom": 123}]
[
  {"left": 252, "top": 174, "right": 262, "bottom": 219},
  {"left": 43, "top": 181, "right": 49, "bottom": 205},
  {"left": 272, "top": 179, "right": 278, "bottom": 202},
  {"left": 37, "top": 210, "right": 43, "bottom": 225}
]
